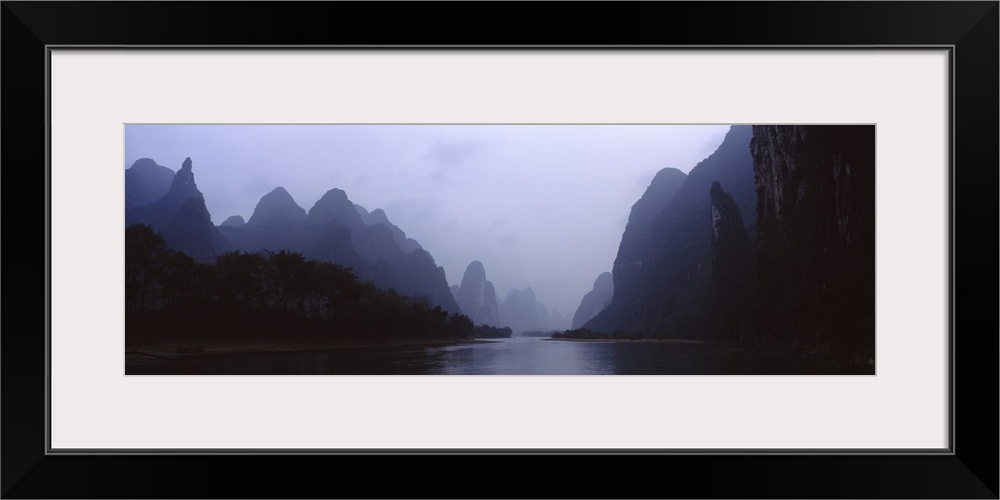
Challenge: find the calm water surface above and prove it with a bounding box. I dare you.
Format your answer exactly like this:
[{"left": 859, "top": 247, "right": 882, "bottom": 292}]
[{"left": 126, "top": 337, "right": 869, "bottom": 375}]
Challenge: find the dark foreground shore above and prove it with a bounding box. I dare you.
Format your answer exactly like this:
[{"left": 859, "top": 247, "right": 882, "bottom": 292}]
[
  {"left": 126, "top": 335, "right": 874, "bottom": 375},
  {"left": 545, "top": 337, "right": 703, "bottom": 345},
  {"left": 125, "top": 336, "right": 490, "bottom": 370},
  {"left": 547, "top": 336, "right": 874, "bottom": 374}
]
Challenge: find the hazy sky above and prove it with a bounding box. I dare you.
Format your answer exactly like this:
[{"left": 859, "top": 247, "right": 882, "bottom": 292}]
[{"left": 125, "top": 124, "right": 730, "bottom": 317}]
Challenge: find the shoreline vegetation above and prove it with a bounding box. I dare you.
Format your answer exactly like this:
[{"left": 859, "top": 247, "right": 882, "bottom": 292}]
[
  {"left": 124, "top": 224, "right": 516, "bottom": 371},
  {"left": 126, "top": 223, "right": 502, "bottom": 349}
]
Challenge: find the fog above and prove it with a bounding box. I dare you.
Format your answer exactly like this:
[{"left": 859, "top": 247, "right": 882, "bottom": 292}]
[{"left": 125, "top": 124, "right": 730, "bottom": 318}]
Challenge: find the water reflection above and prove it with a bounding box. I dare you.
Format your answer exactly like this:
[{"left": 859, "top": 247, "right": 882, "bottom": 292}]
[
  {"left": 427, "top": 337, "right": 608, "bottom": 375},
  {"left": 126, "top": 337, "right": 869, "bottom": 375}
]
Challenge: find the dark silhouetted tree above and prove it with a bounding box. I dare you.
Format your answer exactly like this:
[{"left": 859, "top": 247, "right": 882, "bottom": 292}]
[{"left": 125, "top": 224, "right": 170, "bottom": 312}]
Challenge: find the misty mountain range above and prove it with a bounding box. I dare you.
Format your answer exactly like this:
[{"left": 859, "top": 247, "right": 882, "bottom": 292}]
[
  {"left": 127, "top": 161, "right": 460, "bottom": 314},
  {"left": 124, "top": 157, "right": 567, "bottom": 332},
  {"left": 125, "top": 124, "right": 874, "bottom": 359}
]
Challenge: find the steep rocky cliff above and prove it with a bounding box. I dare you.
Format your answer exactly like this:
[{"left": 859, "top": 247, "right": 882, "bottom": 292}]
[
  {"left": 610, "top": 168, "right": 687, "bottom": 302},
  {"left": 125, "top": 158, "right": 230, "bottom": 262},
  {"left": 586, "top": 125, "right": 756, "bottom": 336},
  {"left": 750, "top": 125, "right": 876, "bottom": 357},
  {"left": 706, "top": 182, "right": 754, "bottom": 339}
]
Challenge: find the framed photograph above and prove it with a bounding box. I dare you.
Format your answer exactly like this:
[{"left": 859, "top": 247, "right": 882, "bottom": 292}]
[
  {"left": 119, "top": 121, "right": 876, "bottom": 378},
  {"left": 4, "top": 2, "right": 996, "bottom": 498}
]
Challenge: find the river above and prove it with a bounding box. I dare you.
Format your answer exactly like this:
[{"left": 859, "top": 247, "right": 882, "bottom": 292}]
[{"left": 126, "top": 336, "right": 870, "bottom": 375}]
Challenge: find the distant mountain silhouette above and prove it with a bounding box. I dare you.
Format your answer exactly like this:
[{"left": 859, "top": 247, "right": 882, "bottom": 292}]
[
  {"left": 219, "top": 215, "right": 246, "bottom": 228},
  {"left": 535, "top": 301, "right": 550, "bottom": 329},
  {"left": 355, "top": 204, "right": 422, "bottom": 253},
  {"left": 125, "top": 157, "right": 229, "bottom": 263},
  {"left": 500, "top": 287, "right": 546, "bottom": 334},
  {"left": 221, "top": 187, "right": 316, "bottom": 256},
  {"left": 125, "top": 158, "right": 175, "bottom": 209},
  {"left": 309, "top": 188, "right": 363, "bottom": 226},
  {"left": 549, "top": 308, "right": 568, "bottom": 331},
  {"left": 455, "top": 261, "right": 500, "bottom": 326},
  {"left": 220, "top": 186, "right": 460, "bottom": 314},
  {"left": 248, "top": 187, "right": 308, "bottom": 227},
  {"left": 572, "top": 272, "right": 614, "bottom": 329},
  {"left": 125, "top": 158, "right": 459, "bottom": 313}
]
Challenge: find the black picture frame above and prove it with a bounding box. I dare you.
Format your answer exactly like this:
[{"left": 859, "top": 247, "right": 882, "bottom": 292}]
[{"left": 3, "top": 2, "right": 997, "bottom": 498}]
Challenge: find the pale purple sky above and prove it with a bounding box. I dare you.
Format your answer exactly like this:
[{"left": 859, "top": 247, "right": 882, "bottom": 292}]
[{"left": 125, "top": 124, "right": 730, "bottom": 316}]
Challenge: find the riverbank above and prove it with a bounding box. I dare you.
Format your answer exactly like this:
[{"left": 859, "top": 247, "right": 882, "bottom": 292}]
[
  {"left": 126, "top": 336, "right": 491, "bottom": 363},
  {"left": 125, "top": 334, "right": 873, "bottom": 375}
]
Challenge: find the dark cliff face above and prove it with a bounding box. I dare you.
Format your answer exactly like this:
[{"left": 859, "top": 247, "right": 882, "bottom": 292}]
[
  {"left": 750, "top": 125, "right": 875, "bottom": 355},
  {"left": 572, "top": 271, "right": 614, "bottom": 329},
  {"left": 587, "top": 125, "right": 756, "bottom": 336},
  {"left": 709, "top": 182, "right": 752, "bottom": 274},
  {"left": 167, "top": 158, "right": 202, "bottom": 200},
  {"left": 125, "top": 158, "right": 175, "bottom": 209},
  {"left": 125, "top": 158, "right": 230, "bottom": 263},
  {"left": 455, "top": 261, "right": 501, "bottom": 326},
  {"left": 707, "top": 182, "right": 754, "bottom": 339}
]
